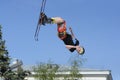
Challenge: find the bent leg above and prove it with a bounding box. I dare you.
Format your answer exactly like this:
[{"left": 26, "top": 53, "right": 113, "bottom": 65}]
[{"left": 51, "top": 17, "right": 65, "bottom": 24}]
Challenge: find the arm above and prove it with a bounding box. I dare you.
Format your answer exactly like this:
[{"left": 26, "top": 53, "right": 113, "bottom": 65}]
[
  {"left": 69, "top": 27, "right": 75, "bottom": 39},
  {"left": 69, "top": 27, "right": 80, "bottom": 46},
  {"left": 65, "top": 45, "right": 76, "bottom": 49}
]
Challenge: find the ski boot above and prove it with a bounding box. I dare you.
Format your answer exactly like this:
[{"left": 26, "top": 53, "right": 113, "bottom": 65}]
[
  {"left": 38, "top": 12, "right": 53, "bottom": 25},
  {"left": 38, "top": 12, "right": 48, "bottom": 25}
]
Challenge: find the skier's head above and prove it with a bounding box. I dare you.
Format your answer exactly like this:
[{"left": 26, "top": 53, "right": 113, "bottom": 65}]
[{"left": 76, "top": 46, "right": 85, "bottom": 55}]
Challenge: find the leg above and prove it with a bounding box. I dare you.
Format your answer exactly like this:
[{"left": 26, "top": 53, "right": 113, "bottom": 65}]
[
  {"left": 39, "top": 15, "right": 65, "bottom": 25},
  {"left": 51, "top": 17, "right": 65, "bottom": 24}
]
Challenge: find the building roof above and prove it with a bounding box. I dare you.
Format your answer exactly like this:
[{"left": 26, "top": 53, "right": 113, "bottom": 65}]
[{"left": 22, "top": 64, "right": 111, "bottom": 73}]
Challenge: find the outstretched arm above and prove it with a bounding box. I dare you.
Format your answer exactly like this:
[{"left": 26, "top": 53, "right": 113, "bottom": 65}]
[
  {"left": 69, "top": 27, "right": 76, "bottom": 39},
  {"left": 69, "top": 27, "right": 80, "bottom": 45}
]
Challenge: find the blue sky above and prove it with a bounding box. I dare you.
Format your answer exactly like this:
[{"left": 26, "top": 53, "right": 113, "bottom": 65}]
[{"left": 0, "top": 0, "right": 120, "bottom": 79}]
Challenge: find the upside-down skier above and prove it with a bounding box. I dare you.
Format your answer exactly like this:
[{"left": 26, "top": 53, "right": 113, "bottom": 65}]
[{"left": 37, "top": 13, "right": 85, "bottom": 55}]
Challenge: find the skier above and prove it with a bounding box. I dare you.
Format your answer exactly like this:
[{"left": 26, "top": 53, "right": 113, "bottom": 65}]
[{"left": 38, "top": 13, "right": 85, "bottom": 55}]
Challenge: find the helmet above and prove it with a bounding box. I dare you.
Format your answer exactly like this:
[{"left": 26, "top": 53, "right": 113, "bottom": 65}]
[{"left": 78, "top": 47, "right": 85, "bottom": 55}]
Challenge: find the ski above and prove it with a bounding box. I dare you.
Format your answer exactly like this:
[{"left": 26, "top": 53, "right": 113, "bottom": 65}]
[{"left": 34, "top": 0, "right": 47, "bottom": 41}]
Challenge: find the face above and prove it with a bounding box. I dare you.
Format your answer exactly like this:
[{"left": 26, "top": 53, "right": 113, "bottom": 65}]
[{"left": 76, "top": 46, "right": 81, "bottom": 52}]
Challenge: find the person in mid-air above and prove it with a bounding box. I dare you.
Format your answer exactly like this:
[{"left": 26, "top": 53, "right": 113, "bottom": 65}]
[{"left": 38, "top": 13, "right": 85, "bottom": 55}]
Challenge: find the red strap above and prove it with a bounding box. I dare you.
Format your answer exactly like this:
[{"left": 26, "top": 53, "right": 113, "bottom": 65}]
[{"left": 57, "top": 21, "right": 66, "bottom": 32}]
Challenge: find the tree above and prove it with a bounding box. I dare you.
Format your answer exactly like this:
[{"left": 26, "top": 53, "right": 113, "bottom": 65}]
[
  {"left": 33, "top": 56, "right": 85, "bottom": 80},
  {"left": 69, "top": 55, "right": 86, "bottom": 80},
  {"left": 33, "top": 61, "right": 59, "bottom": 80},
  {"left": 0, "top": 25, "right": 30, "bottom": 80},
  {"left": 0, "top": 25, "right": 11, "bottom": 79}
]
